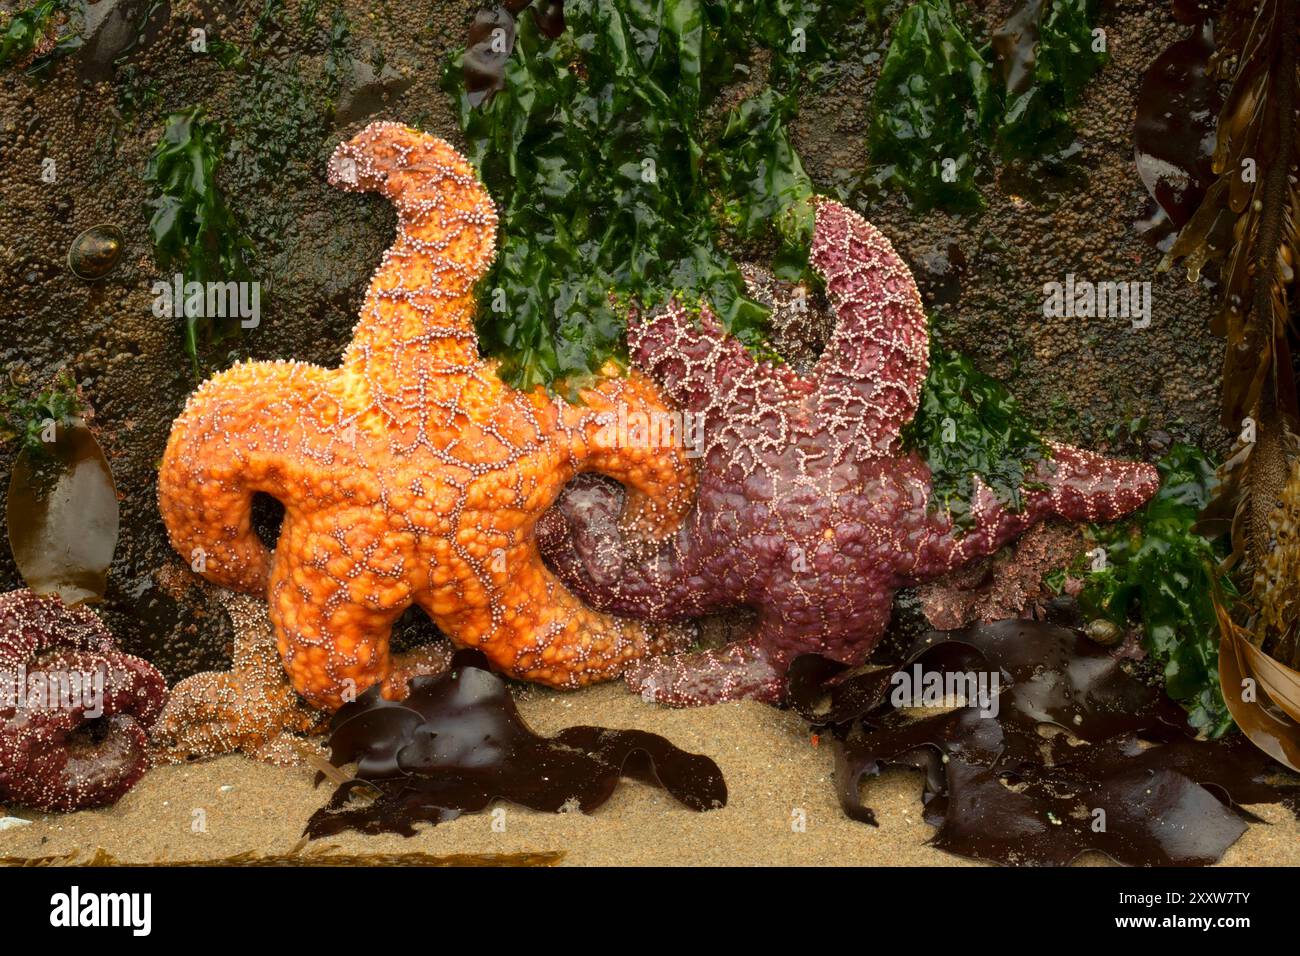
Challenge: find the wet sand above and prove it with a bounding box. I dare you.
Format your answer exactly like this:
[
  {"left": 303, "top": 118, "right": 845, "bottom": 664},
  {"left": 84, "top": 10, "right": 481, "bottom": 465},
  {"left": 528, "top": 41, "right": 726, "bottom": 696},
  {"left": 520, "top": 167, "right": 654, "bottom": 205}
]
[{"left": 2, "top": 682, "right": 1296, "bottom": 867}]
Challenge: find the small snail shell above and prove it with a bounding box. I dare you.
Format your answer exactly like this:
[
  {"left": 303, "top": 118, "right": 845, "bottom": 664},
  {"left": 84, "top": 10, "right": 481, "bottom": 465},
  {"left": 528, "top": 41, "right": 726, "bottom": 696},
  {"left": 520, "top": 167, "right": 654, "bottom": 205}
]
[
  {"left": 1084, "top": 619, "right": 1123, "bottom": 646},
  {"left": 68, "top": 224, "right": 125, "bottom": 281}
]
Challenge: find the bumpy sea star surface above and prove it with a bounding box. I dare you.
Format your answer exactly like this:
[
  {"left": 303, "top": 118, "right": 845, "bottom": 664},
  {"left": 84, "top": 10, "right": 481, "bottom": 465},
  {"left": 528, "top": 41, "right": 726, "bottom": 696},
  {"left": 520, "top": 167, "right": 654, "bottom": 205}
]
[
  {"left": 158, "top": 122, "right": 695, "bottom": 713},
  {"left": 0, "top": 589, "right": 166, "bottom": 811},
  {"left": 539, "top": 198, "right": 1160, "bottom": 705},
  {"left": 150, "top": 590, "right": 328, "bottom": 765},
  {"left": 916, "top": 522, "right": 1084, "bottom": 630}
]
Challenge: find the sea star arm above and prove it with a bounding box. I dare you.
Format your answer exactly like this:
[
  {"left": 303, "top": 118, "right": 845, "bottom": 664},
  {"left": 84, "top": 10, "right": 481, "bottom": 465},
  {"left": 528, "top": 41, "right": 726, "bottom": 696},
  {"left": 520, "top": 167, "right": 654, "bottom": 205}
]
[
  {"left": 900, "top": 442, "right": 1161, "bottom": 582},
  {"left": 562, "top": 365, "right": 698, "bottom": 541},
  {"left": 266, "top": 513, "right": 418, "bottom": 711},
  {"left": 158, "top": 360, "right": 339, "bottom": 594},
  {"left": 330, "top": 122, "right": 499, "bottom": 425},
  {"left": 428, "top": 539, "right": 690, "bottom": 689},
  {"left": 150, "top": 590, "right": 324, "bottom": 764},
  {"left": 623, "top": 633, "right": 784, "bottom": 707},
  {"left": 631, "top": 199, "right": 930, "bottom": 464},
  {"left": 628, "top": 301, "right": 782, "bottom": 422},
  {"left": 808, "top": 198, "right": 930, "bottom": 458}
]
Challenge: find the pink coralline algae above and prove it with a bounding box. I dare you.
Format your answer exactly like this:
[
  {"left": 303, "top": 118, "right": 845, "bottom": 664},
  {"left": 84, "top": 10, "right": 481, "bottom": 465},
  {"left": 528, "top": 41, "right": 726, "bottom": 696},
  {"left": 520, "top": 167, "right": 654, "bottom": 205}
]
[
  {"left": 0, "top": 589, "right": 167, "bottom": 811},
  {"left": 539, "top": 198, "right": 1160, "bottom": 706}
]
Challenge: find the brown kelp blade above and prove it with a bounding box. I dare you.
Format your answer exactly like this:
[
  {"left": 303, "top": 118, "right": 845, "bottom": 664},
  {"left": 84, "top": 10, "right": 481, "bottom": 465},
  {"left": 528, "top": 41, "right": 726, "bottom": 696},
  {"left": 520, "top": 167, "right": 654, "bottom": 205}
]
[
  {"left": 307, "top": 649, "right": 725, "bottom": 838},
  {"left": 1216, "top": 600, "right": 1300, "bottom": 772},
  {"left": 1239, "top": 639, "right": 1300, "bottom": 724},
  {"left": 795, "top": 620, "right": 1300, "bottom": 865},
  {"left": 6, "top": 423, "right": 119, "bottom": 604},
  {"left": 1134, "top": 20, "right": 1220, "bottom": 237}
]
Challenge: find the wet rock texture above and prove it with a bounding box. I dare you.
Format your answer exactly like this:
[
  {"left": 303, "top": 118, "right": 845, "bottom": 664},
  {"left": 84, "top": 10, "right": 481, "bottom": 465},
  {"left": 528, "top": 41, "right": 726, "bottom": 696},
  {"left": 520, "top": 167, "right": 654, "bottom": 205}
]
[{"left": 0, "top": 0, "right": 1220, "bottom": 683}]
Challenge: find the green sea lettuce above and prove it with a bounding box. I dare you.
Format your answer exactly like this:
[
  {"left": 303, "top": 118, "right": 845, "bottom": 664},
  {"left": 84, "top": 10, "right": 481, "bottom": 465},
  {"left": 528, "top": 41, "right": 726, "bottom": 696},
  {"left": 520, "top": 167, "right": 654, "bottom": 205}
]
[
  {"left": 867, "top": 0, "right": 995, "bottom": 211},
  {"left": 1077, "top": 444, "right": 1233, "bottom": 736},
  {"left": 902, "top": 339, "right": 1049, "bottom": 527},
  {"left": 868, "top": 0, "right": 1107, "bottom": 210},
  {"left": 994, "top": 0, "right": 1107, "bottom": 161},
  {"left": 0, "top": 0, "right": 80, "bottom": 72},
  {"left": 444, "top": 0, "right": 857, "bottom": 392},
  {"left": 142, "top": 108, "right": 256, "bottom": 371}
]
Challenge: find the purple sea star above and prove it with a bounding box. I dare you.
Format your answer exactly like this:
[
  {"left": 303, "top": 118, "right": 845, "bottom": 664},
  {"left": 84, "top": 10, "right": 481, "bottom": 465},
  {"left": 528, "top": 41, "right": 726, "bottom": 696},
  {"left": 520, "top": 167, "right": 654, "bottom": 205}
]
[{"left": 538, "top": 198, "right": 1160, "bottom": 706}]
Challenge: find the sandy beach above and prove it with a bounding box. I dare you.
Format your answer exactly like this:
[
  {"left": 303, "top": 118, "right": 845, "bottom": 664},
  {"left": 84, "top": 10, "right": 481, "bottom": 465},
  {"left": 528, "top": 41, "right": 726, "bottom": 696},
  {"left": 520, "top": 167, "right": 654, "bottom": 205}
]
[{"left": 2, "top": 682, "right": 1295, "bottom": 867}]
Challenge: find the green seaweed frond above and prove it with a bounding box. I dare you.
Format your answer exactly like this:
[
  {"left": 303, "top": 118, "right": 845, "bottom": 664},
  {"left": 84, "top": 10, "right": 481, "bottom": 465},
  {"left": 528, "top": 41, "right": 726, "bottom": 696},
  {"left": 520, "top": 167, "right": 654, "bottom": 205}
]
[
  {"left": 142, "top": 108, "right": 255, "bottom": 373},
  {"left": 442, "top": 0, "right": 858, "bottom": 392},
  {"left": 1077, "top": 445, "right": 1235, "bottom": 736},
  {"left": 0, "top": 0, "right": 81, "bottom": 73},
  {"left": 902, "top": 336, "right": 1049, "bottom": 527},
  {"left": 0, "top": 371, "right": 82, "bottom": 458},
  {"left": 867, "top": 0, "right": 1107, "bottom": 210}
]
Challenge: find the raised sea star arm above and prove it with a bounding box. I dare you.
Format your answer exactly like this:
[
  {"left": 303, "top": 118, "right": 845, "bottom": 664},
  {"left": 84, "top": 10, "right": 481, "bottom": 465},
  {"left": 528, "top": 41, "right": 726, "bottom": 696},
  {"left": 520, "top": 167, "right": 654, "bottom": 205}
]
[
  {"left": 808, "top": 198, "right": 930, "bottom": 458},
  {"left": 629, "top": 199, "right": 929, "bottom": 465},
  {"left": 158, "top": 360, "right": 341, "bottom": 594},
  {"left": 628, "top": 301, "right": 785, "bottom": 430},
  {"left": 329, "top": 122, "right": 499, "bottom": 419}
]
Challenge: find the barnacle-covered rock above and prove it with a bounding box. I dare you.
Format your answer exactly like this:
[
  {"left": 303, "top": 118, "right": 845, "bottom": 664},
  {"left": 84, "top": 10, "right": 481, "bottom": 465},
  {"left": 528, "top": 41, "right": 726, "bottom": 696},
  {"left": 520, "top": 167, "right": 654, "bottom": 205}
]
[{"left": 0, "top": 589, "right": 166, "bottom": 812}]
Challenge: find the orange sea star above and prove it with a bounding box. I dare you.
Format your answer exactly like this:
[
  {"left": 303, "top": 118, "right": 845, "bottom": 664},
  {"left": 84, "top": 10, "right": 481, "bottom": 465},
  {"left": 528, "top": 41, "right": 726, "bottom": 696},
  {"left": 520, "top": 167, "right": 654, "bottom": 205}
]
[{"left": 157, "top": 122, "right": 695, "bottom": 713}]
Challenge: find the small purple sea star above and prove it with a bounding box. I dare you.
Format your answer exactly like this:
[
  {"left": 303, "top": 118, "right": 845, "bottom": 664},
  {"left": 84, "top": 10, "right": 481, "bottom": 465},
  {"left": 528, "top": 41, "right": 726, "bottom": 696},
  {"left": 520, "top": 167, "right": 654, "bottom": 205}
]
[{"left": 538, "top": 198, "right": 1160, "bottom": 706}]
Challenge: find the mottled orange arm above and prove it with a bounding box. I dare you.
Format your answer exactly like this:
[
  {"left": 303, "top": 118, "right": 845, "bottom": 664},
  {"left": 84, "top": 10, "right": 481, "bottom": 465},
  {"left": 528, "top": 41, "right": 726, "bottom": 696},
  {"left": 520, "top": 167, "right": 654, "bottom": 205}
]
[
  {"left": 157, "top": 360, "right": 343, "bottom": 593},
  {"left": 558, "top": 364, "right": 698, "bottom": 541}
]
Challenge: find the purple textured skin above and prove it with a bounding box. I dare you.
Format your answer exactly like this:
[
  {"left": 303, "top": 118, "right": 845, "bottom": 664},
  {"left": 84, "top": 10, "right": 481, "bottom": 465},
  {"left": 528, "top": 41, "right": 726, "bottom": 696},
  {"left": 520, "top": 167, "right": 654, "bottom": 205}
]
[
  {"left": 0, "top": 589, "right": 167, "bottom": 811},
  {"left": 538, "top": 199, "right": 1160, "bottom": 706}
]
